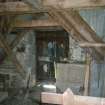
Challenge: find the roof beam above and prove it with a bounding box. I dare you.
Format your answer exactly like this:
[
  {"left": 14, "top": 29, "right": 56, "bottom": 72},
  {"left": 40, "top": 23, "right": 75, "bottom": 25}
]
[
  {"left": 43, "top": 0, "right": 105, "bottom": 9},
  {"left": 0, "top": 1, "right": 44, "bottom": 15},
  {"left": 79, "top": 42, "right": 105, "bottom": 47},
  {"left": 14, "top": 20, "right": 60, "bottom": 29},
  {"left": 0, "top": 0, "right": 105, "bottom": 15},
  {"left": 63, "top": 10, "right": 103, "bottom": 43},
  {"left": 10, "top": 31, "right": 28, "bottom": 49},
  {"left": 48, "top": 10, "right": 86, "bottom": 42}
]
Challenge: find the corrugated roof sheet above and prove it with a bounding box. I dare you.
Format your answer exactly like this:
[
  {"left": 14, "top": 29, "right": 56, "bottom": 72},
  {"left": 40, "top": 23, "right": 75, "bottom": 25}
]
[{"left": 79, "top": 9, "right": 105, "bottom": 41}]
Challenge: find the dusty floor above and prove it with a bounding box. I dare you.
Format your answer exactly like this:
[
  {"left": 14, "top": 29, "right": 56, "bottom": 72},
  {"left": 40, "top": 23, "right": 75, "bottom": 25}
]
[{"left": 0, "top": 86, "right": 42, "bottom": 105}]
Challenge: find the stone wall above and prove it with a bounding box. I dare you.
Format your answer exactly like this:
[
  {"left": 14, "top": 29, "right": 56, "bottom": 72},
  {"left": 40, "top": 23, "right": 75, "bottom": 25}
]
[
  {"left": 15, "top": 30, "right": 36, "bottom": 88},
  {"left": 69, "top": 35, "right": 85, "bottom": 62},
  {"left": 4, "top": 30, "right": 37, "bottom": 88}
]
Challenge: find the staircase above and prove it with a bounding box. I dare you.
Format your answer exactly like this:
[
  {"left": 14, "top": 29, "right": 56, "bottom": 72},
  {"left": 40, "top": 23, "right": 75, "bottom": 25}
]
[
  {"left": 0, "top": 63, "right": 18, "bottom": 90},
  {"left": 0, "top": 63, "right": 17, "bottom": 75}
]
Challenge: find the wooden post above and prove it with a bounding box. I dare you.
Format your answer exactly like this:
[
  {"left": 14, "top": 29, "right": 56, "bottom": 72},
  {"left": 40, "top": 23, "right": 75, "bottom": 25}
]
[
  {"left": 41, "top": 89, "right": 75, "bottom": 105},
  {"left": 63, "top": 89, "right": 75, "bottom": 105},
  {"left": 41, "top": 89, "right": 105, "bottom": 105},
  {"left": 84, "top": 52, "right": 91, "bottom": 96}
]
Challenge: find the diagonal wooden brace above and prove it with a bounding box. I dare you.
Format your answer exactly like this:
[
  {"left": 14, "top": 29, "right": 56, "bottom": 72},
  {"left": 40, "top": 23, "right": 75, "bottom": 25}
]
[
  {"left": 10, "top": 31, "right": 28, "bottom": 49},
  {"left": 0, "top": 31, "right": 28, "bottom": 64},
  {"left": 0, "top": 34, "right": 25, "bottom": 78}
]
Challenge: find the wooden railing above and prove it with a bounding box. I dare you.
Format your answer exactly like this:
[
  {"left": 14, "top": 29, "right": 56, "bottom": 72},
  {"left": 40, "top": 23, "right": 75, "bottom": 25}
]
[{"left": 41, "top": 88, "right": 105, "bottom": 105}]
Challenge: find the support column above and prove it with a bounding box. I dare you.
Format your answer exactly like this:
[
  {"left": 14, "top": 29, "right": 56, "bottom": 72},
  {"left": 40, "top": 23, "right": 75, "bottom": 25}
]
[{"left": 84, "top": 52, "right": 91, "bottom": 96}]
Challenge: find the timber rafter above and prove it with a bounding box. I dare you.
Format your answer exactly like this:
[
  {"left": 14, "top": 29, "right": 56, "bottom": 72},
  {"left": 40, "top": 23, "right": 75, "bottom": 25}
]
[
  {"left": 14, "top": 19, "right": 60, "bottom": 29},
  {"left": 0, "top": 0, "right": 105, "bottom": 15},
  {"left": 43, "top": 0, "right": 105, "bottom": 10}
]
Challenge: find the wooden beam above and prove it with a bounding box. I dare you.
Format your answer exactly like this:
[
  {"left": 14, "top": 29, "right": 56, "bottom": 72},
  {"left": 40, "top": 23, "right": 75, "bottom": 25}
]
[
  {"left": 10, "top": 31, "right": 30, "bottom": 49},
  {"left": 42, "top": 92, "right": 63, "bottom": 104},
  {"left": 0, "top": 2, "right": 31, "bottom": 14},
  {"left": 0, "top": 1, "right": 44, "bottom": 15},
  {"left": 0, "top": 0, "right": 105, "bottom": 15},
  {"left": 84, "top": 53, "right": 91, "bottom": 96},
  {"left": 79, "top": 42, "right": 105, "bottom": 47},
  {"left": 48, "top": 10, "right": 86, "bottom": 42},
  {"left": 0, "top": 31, "right": 28, "bottom": 76},
  {"left": 0, "top": 35, "right": 25, "bottom": 78},
  {"left": 43, "top": 0, "right": 105, "bottom": 9},
  {"left": 66, "top": 11, "right": 103, "bottom": 43},
  {"left": 41, "top": 89, "right": 105, "bottom": 105},
  {"left": 14, "top": 20, "right": 60, "bottom": 29}
]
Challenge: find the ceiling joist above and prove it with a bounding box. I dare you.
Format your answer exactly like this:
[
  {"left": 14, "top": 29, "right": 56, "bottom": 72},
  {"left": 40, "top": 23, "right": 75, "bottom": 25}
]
[
  {"left": 0, "top": 0, "right": 105, "bottom": 15},
  {"left": 0, "top": 1, "right": 44, "bottom": 15},
  {"left": 43, "top": 0, "right": 105, "bottom": 9},
  {"left": 14, "top": 20, "right": 60, "bottom": 29},
  {"left": 79, "top": 42, "right": 105, "bottom": 47}
]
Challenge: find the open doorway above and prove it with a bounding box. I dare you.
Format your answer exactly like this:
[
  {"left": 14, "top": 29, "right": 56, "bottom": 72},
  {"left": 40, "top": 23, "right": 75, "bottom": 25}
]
[{"left": 36, "top": 30, "right": 69, "bottom": 82}]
